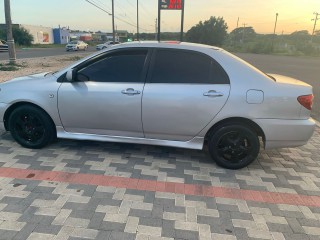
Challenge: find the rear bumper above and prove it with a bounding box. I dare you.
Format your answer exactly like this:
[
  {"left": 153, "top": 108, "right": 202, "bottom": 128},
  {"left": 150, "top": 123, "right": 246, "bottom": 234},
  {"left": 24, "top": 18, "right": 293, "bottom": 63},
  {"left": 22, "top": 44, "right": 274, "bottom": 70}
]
[{"left": 254, "top": 118, "right": 316, "bottom": 149}]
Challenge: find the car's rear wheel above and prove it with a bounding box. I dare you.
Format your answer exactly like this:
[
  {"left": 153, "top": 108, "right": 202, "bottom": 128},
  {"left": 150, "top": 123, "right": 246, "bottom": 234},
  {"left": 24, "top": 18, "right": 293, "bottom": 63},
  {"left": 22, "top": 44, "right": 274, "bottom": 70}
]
[
  {"left": 8, "top": 105, "right": 55, "bottom": 149},
  {"left": 208, "top": 124, "right": 260, "bottom": 169}
]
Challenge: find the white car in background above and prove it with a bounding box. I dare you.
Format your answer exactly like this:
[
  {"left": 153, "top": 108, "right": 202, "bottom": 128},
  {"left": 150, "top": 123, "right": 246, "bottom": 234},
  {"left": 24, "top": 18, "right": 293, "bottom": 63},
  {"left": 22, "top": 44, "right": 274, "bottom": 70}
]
[
  {"left": 0, "top": 40, "right": 8, "bottom": 52},
  {"left": 65, "top": 41, "right": 88, "bottom": 51},
  {"left": 96, "top": 41, "right": 120, "bottom": 50}
]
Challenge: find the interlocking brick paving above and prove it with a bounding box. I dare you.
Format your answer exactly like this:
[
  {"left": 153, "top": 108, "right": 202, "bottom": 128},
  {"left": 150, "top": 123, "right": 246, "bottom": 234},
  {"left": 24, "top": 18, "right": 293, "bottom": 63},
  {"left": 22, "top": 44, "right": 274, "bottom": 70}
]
[{"left": 0, "top": 126, "right": 319, "bottom": 239}]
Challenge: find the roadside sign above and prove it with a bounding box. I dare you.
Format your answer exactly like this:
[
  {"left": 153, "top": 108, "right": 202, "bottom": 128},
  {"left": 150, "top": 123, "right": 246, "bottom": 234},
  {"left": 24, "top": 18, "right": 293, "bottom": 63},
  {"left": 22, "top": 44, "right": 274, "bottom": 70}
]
[
  {"left": 160, "top": 0, "right": 182, "bottom": 10},
  {"left": 158, "top": 0, "right": 185, "bottom": 41}
]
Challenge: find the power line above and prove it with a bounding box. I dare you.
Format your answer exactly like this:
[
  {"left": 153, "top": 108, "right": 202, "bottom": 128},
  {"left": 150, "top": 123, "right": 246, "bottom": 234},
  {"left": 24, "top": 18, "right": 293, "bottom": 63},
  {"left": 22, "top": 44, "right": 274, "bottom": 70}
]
[
  {"left": 84, "top": 0, "right": 153, "bottom": 32},
  {"left": 92, "top": 0, "right": 112, "bottom": 12},
  {"left": 139, "top": 1, "right": 156, "bottom": 19},
  {"left": 85, "top": 0, "right": 112, "bottom": 15}
]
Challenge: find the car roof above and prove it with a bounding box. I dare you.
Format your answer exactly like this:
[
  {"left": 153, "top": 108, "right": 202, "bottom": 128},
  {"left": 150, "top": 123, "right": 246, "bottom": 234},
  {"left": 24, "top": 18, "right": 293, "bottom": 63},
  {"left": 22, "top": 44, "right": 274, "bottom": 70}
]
[{"left": 114, "top": 41, "right": 223, "bottom": 52}]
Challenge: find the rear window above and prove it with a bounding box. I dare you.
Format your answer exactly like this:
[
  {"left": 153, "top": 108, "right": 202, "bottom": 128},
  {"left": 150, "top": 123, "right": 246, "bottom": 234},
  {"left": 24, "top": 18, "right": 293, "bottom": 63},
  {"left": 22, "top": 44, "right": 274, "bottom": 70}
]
[{"left": 150, "top": 49, "right": 229, "bottom": 84}]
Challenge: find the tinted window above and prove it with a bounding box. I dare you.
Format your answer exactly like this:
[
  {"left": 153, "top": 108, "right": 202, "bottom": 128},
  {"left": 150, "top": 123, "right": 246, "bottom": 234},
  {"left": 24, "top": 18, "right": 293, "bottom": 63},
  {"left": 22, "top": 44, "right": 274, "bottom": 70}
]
[
  {"left": 210, "top": 60, "right": 230, "bottom": 84},
  {"left": 150, "top": 49, "right": 229, "bottom": 84},
  {"left": 78, "top": 50, "right": 147, "bottom": 83}
]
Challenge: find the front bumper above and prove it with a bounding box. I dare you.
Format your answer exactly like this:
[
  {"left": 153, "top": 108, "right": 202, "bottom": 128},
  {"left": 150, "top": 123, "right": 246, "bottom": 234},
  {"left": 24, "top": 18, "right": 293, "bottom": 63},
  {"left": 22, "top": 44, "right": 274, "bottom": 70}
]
[
  {"left": 0, "top": 103, "right": 9, "bottom": 131},
  {"left": 255, "top": 118, "right": 316, "bottom": 149},
  {"left": 66, "top": 46, "right": 77, "bottom": 51}
]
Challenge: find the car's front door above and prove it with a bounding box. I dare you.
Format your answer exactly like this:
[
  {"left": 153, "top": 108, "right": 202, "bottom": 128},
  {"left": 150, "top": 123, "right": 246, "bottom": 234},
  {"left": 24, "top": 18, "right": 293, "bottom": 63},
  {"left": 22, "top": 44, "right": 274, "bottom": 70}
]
[
  {"left": 58, "top": 48, "right": 150, "bottom": 137},
  {"left": 142, "top": 48, "right": 231, "bottom": 141}
]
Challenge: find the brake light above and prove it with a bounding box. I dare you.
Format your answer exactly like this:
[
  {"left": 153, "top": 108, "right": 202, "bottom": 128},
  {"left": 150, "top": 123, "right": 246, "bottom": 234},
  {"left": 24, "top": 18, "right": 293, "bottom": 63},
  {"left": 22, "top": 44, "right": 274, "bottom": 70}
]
[
  {"left": 163, "top": 41, "right": 180, "bottom": 44},
  {"left": 297, "top": 94, "right": 314, "bottom": 110}
]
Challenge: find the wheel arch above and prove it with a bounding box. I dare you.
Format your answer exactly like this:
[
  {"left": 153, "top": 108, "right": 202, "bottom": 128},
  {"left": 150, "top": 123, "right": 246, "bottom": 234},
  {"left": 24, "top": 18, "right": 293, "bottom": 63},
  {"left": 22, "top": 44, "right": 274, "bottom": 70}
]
[
  {"left": 205, "top": 117, "right": 266, "bottom": 145},
  {"left": 4, "top": 102, "right": 56, "bottom": 136}
]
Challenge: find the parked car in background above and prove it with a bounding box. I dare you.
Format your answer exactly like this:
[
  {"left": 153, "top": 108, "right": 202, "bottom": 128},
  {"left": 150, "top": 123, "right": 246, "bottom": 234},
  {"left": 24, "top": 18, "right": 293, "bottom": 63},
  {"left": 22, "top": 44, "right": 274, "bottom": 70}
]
[
  {"left": 0, "top": 40, "right": 8, "bottom": 52},
  {"left": 96, "top": 41, "right": 120, "bottom": 50},
  {"left": 0, "top": 42, "right": 315, "bottom": 169},
  {"left": 65, "top": 41, "right": 88, "bottom": 51}
]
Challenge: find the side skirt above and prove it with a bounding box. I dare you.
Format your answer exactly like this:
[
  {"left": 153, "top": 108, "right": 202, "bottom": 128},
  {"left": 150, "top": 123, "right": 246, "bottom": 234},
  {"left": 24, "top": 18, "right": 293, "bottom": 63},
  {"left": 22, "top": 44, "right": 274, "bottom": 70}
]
[{"left": 56, "top": 126, "right": 204, "bottom": 150}]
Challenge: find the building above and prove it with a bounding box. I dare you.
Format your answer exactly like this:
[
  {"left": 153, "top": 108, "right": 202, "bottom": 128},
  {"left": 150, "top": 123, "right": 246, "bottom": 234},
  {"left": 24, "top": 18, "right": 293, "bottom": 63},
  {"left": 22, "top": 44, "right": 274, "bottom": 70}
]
[
  {"left": 93, "top": 30, "right": 128, "bottom": 42},
  {"left": 69, "top": 32, "right": 93, "bottom": 41},
  {"left": 0, "top": 24, "right": 54, "bottom": 44},
  {"left": 20, "top": 24, "right": 54, "bottom": 44},
  {"left": 53, "top": 27, "right": 70, "bottom": 44},
  {"left": 1, "top": 23, "right": 129, "bottom": 44}
]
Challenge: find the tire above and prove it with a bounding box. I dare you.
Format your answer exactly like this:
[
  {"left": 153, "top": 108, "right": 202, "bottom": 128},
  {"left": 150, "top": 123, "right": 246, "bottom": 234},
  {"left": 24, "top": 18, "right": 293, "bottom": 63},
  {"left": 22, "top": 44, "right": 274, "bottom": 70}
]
[
  {"left": 8, "top": 105, "right": 55, "bottom": 149},
  {"left": 208, "top": 124, "right": 260, "bottom": 169}
]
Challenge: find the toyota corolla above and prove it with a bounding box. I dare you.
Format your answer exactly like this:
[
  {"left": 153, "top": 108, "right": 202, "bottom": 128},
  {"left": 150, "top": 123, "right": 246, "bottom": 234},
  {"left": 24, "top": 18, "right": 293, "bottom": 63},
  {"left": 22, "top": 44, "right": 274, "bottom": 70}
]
[{"left": 0, "top": 42, "right": 315, "bottom": 169}]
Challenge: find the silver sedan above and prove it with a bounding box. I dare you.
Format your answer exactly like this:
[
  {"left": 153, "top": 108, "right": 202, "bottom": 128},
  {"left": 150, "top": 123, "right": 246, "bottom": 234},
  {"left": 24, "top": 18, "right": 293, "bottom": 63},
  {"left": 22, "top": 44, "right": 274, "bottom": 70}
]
[{"left": 0, "top": 42, "right": 315, "bottom": 169}]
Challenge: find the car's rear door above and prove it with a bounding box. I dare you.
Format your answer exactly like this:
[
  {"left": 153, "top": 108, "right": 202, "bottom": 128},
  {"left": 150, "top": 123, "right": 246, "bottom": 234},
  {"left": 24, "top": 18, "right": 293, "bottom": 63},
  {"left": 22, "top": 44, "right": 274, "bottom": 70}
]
[
  {"left": 58, "top": 48, "right": 150, "bottom": 137},
  {"left": 142, "top": 48, "right": 230, "bottom": 141}
]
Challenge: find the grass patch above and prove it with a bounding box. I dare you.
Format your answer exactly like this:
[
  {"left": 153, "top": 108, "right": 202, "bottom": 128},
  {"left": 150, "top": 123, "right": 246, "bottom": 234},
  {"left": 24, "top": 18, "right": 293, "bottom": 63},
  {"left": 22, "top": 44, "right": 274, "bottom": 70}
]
[
  {"left": 0, "top": 62, "right": 25, "bottom": 71},
  {"left": 21, "top": 44, "right": 64, "bottom": 49},
  {"left": 60, "top": 56, "right": 82, "bottom": 62}
]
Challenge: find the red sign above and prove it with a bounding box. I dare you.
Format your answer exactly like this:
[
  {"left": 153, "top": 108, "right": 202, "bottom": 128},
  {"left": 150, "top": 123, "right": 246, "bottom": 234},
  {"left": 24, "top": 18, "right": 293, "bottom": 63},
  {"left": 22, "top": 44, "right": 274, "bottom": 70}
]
[{"left": 160, "top": 0, "right": 182, "bottom": 10}]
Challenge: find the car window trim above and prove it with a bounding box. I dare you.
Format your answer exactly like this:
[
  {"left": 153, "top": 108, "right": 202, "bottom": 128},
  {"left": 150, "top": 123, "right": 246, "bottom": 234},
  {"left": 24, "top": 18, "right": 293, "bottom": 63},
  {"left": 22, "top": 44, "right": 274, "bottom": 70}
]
[
  {"left": 58, "top": 47, "right": 153, "bottom": 83},
  {"left": 146, "top": 48, "right": 230, "bottom": 85}
]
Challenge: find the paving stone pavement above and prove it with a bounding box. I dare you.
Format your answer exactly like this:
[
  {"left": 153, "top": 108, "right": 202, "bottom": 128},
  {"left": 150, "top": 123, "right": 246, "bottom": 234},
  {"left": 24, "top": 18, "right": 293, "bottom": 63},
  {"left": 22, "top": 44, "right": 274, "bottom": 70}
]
[{"left": 0, "top": 126, "right": 319, "bottom": 239}]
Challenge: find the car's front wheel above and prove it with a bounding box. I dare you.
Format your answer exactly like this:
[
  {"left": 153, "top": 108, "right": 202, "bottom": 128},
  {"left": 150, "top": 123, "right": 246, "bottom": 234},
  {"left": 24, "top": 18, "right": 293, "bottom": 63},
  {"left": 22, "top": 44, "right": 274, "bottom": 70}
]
[
  {"left": 8, "top": 105, "right": 55, "bottom": 149},
  {"left": 208, "top": 124, "right": 260, "bottom": 169}
]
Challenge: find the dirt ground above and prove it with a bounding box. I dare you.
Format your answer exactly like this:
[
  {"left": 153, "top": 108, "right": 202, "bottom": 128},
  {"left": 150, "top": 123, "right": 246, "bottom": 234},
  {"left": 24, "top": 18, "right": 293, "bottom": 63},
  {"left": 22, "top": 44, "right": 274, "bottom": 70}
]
[{"left": 0, "top": 53, "right": 88, "bottom": 82}]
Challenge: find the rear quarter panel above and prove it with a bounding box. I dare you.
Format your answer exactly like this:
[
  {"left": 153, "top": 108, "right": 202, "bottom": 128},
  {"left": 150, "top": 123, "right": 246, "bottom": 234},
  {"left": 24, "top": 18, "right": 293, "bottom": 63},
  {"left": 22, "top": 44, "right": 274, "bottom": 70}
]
[{"left": 197, "top": 49, "right": 311, "bottom": 137}]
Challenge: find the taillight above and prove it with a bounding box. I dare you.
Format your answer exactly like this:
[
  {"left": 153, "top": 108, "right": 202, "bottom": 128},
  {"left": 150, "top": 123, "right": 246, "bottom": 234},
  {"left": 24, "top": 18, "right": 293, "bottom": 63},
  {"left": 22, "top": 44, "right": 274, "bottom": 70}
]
[{"left": 297, "top": 94, "right": 314, "bottom": 110}]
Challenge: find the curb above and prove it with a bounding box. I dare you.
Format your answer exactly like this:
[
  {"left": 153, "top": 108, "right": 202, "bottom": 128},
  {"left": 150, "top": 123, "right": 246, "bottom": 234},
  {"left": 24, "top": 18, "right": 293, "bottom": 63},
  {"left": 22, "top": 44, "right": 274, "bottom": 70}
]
[{"left": 316, "top": 120, "right": 320, "bottom": 128}]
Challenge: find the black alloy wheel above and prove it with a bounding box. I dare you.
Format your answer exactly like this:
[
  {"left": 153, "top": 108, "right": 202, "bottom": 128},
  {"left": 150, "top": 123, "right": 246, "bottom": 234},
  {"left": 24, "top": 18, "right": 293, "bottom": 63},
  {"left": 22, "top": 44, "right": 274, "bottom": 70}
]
[
  {"left": 208, "top": 124, "right": 260, "bottom": 169},
  {"left": 8, "top": 105, "right": 55, "bottom": 149}
]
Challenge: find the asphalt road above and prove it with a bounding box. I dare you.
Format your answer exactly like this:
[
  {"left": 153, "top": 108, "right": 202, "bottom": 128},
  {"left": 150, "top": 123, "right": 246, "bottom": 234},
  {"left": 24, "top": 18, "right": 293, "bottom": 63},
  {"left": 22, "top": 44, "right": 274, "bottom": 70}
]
[
  {"left": 1, "top": 48, "right": 319, "bottom": 120},
  {"left": 0, "top": 46, "right": 95, "bottom": 60}
]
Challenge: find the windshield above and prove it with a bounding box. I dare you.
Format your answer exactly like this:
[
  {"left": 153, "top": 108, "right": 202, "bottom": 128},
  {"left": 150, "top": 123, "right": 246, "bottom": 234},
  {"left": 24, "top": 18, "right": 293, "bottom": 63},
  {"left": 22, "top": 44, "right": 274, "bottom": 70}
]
[{"left": 69, "top": 41, "right": 78, "bottom": 44}]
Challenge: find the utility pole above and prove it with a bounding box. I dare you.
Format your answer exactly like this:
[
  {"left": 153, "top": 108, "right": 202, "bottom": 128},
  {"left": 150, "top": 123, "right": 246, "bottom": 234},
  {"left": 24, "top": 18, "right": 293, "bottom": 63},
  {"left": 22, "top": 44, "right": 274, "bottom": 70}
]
[
  {"left": 311, "top": 12, "right": 319, "bottom": 43},
  {"left": 180, "top": 0, "right": 185, "bottom": 42},
  {"left": 157, "top": 0, "right": 161, "bottom": 41},
  {"left": 236, "top": 17, "right": 239, "bottom": 28},
  {"left": 136, "top": 0, "right": 139, "bottom": 41},
  {"left": 4, "top": 0, "right": 16, "bottom": 64},
  {"left": 155, "top": 18, "right": 157, "bottom": 40},
  {"left": 112, "top": 0, "right": 115, "bottom": 43},
  {"left": 271, "top": 13, "right": 279, "bottom": 50}
]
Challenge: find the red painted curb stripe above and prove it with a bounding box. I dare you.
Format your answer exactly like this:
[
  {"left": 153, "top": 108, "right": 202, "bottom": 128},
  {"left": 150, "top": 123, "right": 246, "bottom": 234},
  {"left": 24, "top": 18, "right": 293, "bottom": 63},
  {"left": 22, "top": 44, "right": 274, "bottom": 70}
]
[{"left": 0, "top": 167, "right": 319, "bottom": 207}]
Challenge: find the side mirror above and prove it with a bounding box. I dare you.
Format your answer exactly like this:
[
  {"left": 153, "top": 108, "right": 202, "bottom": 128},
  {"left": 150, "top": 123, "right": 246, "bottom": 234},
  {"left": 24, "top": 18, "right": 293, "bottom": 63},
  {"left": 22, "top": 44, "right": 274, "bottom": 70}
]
[{"left": 66, "top": 69, "right": 75, "bottom": 82}]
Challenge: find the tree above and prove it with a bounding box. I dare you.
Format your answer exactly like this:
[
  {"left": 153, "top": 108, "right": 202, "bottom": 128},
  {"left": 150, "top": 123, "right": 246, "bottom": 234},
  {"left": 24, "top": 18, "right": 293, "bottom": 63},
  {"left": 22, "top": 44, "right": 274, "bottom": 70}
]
[
  {"left": 185, "top": 16, "right": 228, "bottom": 46},
  {"left": 289, "top": 30, "right": 310, "bottom": 43},
  {"left": 291, "top": 30, "right": 309, "bottom": 36},
  {"left": 0, "top": 26, "right": 33, "bottom": 46},
  {"left": 12, "top": 26, "right": 33, "bottom": 46},
  {"left": 230, "top": 27, "right": 256, "bottom": 43}
]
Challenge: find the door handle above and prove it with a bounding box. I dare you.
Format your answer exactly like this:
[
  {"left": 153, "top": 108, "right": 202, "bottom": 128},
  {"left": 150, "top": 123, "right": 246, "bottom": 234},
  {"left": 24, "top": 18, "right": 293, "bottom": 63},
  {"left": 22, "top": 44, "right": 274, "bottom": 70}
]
[
  {"left": 203, "top": 90, "right": 224, "bottom": 98},
  {"left": 121, "top": 88, "right": 141, "bottom": 95}
]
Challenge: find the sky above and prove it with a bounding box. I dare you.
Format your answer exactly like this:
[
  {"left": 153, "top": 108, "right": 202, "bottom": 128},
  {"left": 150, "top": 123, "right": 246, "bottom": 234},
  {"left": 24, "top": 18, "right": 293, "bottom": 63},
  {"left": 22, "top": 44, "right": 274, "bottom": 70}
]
[{"left": 0, "top": 0, "right": 319, "bottom": 34}]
